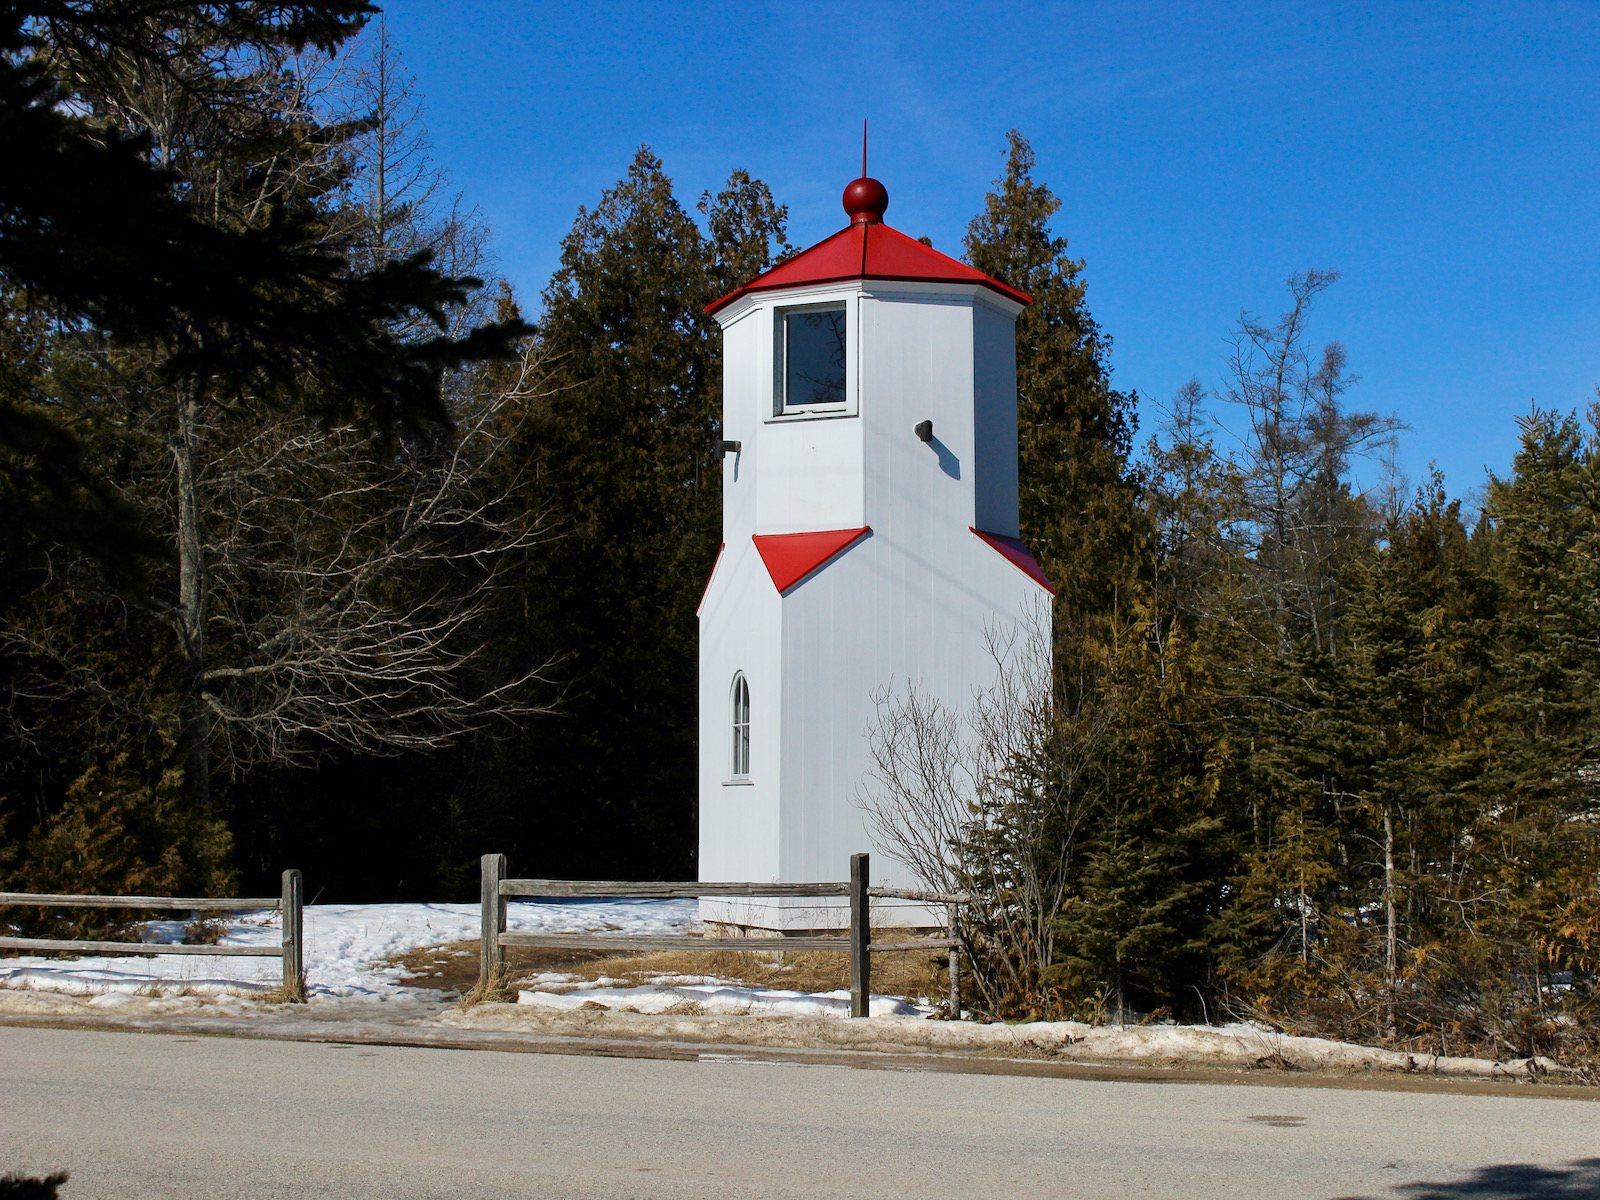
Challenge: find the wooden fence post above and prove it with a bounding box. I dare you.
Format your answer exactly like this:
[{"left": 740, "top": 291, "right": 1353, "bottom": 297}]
[
  {"left": 480, "top": 853, "right": 507, "bottom": 992},
  {"left": 946, "top": 902, "right": 960, "bottom": 1019},
  {"left": 849, "top": 852, "right": 869, "bottom": 1018},
  {"left": 280, "top": 869, "right": 304, "bottom": 1002}
]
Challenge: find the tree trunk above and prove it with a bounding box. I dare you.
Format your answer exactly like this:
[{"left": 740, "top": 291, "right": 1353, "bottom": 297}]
[
  {"left": 1383, "top": 800, "right": 1397, "bottom": 1040},
  {"left": 173, "top": 393, "right": 211, "bottom": 813},
  {"left": 1114, "top": 953, "right": 1125, "bottom": 1027},
  {"left": 1299, "top": 863, "right": 1310, "bottom": 969},
  {"left": 1330, "top": 782, "right": 1350, "bottom": 868}
]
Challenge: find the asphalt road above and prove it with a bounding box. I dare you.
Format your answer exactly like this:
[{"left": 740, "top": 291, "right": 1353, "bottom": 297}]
[{"left": 2, "top": 1025, "right": 1597, "bottom": 1199}]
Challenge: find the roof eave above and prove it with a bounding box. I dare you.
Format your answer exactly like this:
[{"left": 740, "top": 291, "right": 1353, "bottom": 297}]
[{"left": 708, "top": 273, "right": 1031, "bottom": 317}]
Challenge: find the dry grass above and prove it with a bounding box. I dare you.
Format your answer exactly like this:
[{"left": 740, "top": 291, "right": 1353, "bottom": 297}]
[
  {"left": 255, "top": 977, "right": 306, "bottom": 1004},
  {"left": 181, "top": 914, "right": 233, "bottom": 945},
  {"left": 391, "top": 942, "right": 611, "bottom": 997},
  {"left": 391, "top": 938, "right": 952, "bottom": 1003},
  {"left": 456, "top": 961, "right": 519, "bottom": 1008}
]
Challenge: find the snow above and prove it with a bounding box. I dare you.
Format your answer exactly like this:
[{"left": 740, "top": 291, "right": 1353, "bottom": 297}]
[
  {"left": 0, "top": 899, "right": 696, "bottom": 1001},
  {"left": 516, "top": 983, "right": 925, "bottom": 1019},
  {"left": 447, "top": 1003, "right": 1571, "bottom": 1078},
  {"left": 0, "top": 898, "right": 934, "bottom": 1019}
]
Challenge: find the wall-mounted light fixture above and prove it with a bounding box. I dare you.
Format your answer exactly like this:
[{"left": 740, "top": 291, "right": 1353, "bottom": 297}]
[
  {"left": 720, "top": 439, "right": 742, "bottom": 455},
  {"left": 914, "top": 420, "right": 933, "bottom": 443}
]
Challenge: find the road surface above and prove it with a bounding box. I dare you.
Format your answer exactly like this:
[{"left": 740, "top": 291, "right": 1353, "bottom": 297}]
[{"left": 2, "top": 1025, "right": 1596, "bottom": 1199}]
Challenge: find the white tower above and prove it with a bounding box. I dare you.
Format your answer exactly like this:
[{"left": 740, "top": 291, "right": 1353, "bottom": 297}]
[{"left": 697, "top": 174, "right": 1053, "bottom": 930}]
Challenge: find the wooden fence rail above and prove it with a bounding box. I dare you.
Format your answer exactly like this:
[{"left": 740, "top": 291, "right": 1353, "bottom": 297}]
[
  {"left": 0, "top": 869, "right": 305, "bottom": 1000},
  {"left": 480, "top": 852, "right": 963, "bottom": 1018}
]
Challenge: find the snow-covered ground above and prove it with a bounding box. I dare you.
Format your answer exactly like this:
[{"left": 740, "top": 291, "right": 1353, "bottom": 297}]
[
  {"left": 0, "top": 899, "right": 697, "bottom": 1002},
  {"left": 516, "top": 982, "right": 924, "bottom": 1019},
  {"left": 2, "top": 902, "right": 1568, "bottom": 1074}
]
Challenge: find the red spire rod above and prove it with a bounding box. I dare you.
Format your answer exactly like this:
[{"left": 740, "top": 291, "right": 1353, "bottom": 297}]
[{"left": 843, "top": 118, "right": 888, "bottom": 225}]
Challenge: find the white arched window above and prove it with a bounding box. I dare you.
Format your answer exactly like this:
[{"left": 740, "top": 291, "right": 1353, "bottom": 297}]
[{"left": 730, "top": 673, "right": 751, "bottom": 778}]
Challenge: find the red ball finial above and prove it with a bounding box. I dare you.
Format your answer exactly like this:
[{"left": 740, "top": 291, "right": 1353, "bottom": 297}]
[{"left": 843, "top": 177, "right": 888, "bottom": 225}]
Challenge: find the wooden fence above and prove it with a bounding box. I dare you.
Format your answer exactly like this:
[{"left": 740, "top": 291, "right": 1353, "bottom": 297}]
[
  {"left": 479, "top": 852, "right": 964, "bottom": 1017},
  {"left": 0, "top": 869, "right": 305, "bottom": 1000}
]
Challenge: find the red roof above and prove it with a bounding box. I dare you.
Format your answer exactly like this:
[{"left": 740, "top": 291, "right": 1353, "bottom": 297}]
[
  {"left": 706, "top": 220, "right": 1032, "bottom": 315},
  {"left": 970, "top": 528, "right": 1055, "bottom": 595},
  {"left": 752, "top": 527, "right": 871, "bottom": 593}
]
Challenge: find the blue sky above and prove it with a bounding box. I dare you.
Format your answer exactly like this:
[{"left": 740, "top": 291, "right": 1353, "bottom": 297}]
[{"left": 378, "top": 0, "right": 1599, "bottom": 502}]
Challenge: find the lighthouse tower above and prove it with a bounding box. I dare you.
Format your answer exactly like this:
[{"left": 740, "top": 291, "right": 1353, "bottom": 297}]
[{"left": 696, "top": 173, "right": 1053, "bottom": 930}]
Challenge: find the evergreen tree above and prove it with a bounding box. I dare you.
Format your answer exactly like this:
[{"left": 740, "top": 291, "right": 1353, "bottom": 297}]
[
  {"left": 1051, "top": 695, "right": 1229, "bottom": 1019},
  {"left": 963, "top": 131, "right": 1141, "bottom": 620},
  {"left": 700, "top": 169, "right": 795, "bottom": 299},
  {"left": 1483, "top": 408, "right": 1600, "bottom": 819},
  {"left": 1048, "top": 592, "right": 1242, "bottom": 1020},
  {"left": 958, "top": 138, "right": 1244, "bottom": 1020},
  {"left": 1282, "top": 479, "right": 1489, "bottom": 1037},
  {"left": 1476, "top": 407, "right": 1600, "bottom": 1042},
  {"left": 481, "top": 153, "right": 791, "bottom": 879},
  {"left": 0, "top": 3, "right": 522, "bottom": 573}
]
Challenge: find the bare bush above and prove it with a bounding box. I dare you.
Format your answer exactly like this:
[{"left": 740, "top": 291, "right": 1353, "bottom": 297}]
[{"left": 858, "top": 599, "right": 1110, "bottom": 1018}]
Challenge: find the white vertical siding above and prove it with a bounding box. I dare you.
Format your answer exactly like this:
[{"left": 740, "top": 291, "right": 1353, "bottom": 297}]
[
  {"left": 719, "top": 308, "right": 760, "bottom": 544},
  {"left": 972, "top": 299, "right": 1021, "bottom": 537},
  {"left": 754, "top": 292, "right": 865, "bottom": 534}
]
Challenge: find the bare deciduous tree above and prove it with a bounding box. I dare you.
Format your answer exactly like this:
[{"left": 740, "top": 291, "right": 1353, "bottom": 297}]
[
  {"left": 196, "top": 345, "right": 559, "bottom": 775},
  {"left": 7, "top": 25, "right": 542, "bottom": 811},
  {"left": 3, "top": 346, "right": 559, "bottom": 798},
  {"left": 333, "top": 19, "right": 497, "bottom": 340},
  {"left": 857, "top": 599, "right": 1111, "bottom": 1017},
  {"left": 1219, "top": 269, "right": 1404, "bottom": 656}
]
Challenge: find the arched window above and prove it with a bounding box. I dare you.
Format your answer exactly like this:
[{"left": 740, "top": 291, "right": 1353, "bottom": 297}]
[{"left": 730, "top": 673, "right": 751, "bottom": 778}]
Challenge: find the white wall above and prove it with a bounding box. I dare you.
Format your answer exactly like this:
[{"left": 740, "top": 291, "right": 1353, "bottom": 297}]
[
  {"left": 696, "top": 535, "right": 783, "bottom": 926},
  {"left": 753, "top": 287, "right": 865, "bottom": 535},
  {"left": 718, "top": 305, "right": 761, "bottom": 537},
  {"left": 972, "top": 300, "right": 1021, "bottom": 538}
]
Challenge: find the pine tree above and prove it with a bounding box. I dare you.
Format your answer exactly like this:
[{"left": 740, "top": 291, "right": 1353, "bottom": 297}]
[
  {"left": 1484, "top": 408, "right": 1600, "bottom": 816},
  {"left": 1048, "top": 599, "right": 1240, "bottom": 1020},
  {"left": 1475, "top": 407, "right": 1600, "bottom": 1043},
  {"left": 963, "top": 131, "right": 1141, "bottom": 620},
  {"left": 0, "top": 3, "right": 522, "bottom": 516},
  {"left": 1305, "top": 480, "right": 1489, "bottom": 1037},
  {"left": 484, "top": 153, "right": 791, "bottom": 878}
]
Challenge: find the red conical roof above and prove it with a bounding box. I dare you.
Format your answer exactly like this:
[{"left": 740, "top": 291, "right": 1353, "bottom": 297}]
[{"left": 705, "top": 179, "right": 1031, "bottom": 316}]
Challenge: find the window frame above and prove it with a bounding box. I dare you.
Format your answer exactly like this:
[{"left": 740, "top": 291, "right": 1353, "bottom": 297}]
[
  {"left": 770, "top": 295, "right": 857, "bottom": 421},
  {"left": 728, "top": 671, "right": 751, "bottom": 782}
]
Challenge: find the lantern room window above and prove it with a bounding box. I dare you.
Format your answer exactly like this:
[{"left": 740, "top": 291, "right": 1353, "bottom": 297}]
[
  {"left": 730, "top": 672, "right": 751, "bottom": 779},
  {"left": 778, "top": 304, "right": 847, "bottom": 413}
]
